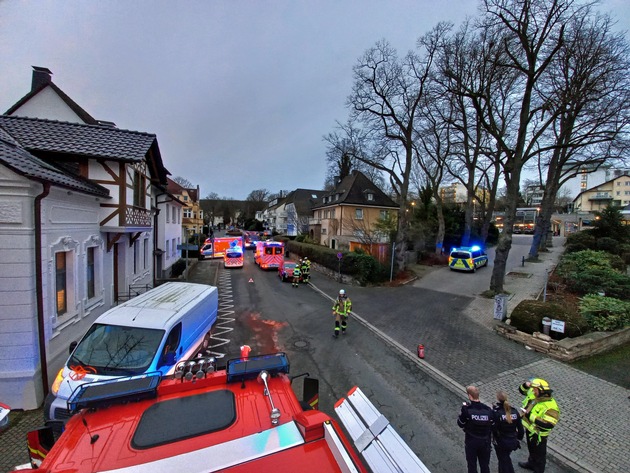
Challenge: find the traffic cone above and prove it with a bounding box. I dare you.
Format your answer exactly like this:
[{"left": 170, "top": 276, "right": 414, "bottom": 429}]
[{"left": 417, "top": 344, "right": 425, "bottom": 359}]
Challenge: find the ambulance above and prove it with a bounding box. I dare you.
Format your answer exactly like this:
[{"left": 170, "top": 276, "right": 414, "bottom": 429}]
[
  {"left": 254, "top": 240, "right": 285, "bottom": 269},
  {"left": 200, "top": 236, "right": 243, "bottom": 259},
  {"left": 223, "top": 245, "right": 244, "bottom": 268}
]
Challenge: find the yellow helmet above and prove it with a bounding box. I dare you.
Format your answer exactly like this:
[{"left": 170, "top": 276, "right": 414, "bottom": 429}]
[{"left": 530, "top": 378, "right": 550, "bottom": 391}]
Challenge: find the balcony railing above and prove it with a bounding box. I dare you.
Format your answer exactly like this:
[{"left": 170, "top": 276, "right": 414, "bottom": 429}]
[
  {"left": 125, "top": 206, "right": 151, "bottom": 227},
  {"left": 589, "top": 193, "right": 612, "bottom": 201}
]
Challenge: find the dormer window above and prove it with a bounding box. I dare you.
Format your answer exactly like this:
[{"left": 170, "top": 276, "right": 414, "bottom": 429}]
[
  {"left": 367, "top": 193, "right": 374, "bottom": 201},
  {"left": 335, "top": 194, "right": 339, "bottom": 201}
]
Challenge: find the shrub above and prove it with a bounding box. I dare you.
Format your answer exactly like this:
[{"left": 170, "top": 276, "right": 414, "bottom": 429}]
[
  {"left": 171, "top": 259, "right": 186, "bottom": 278},
  {"left": 565, "top": 243, "right": 589, "bottom": 254},
  {"left": 565, "top": 231, "right": 596, "bottom": 250},
  {"left": 510, "top": 300, "right": 587, "bottom": 338},
  {"left": 596, "top": 237, "right": 621, "bottom": 254},
  {"left": 579, "top": 294, "right": 630, "bottom": 332}
]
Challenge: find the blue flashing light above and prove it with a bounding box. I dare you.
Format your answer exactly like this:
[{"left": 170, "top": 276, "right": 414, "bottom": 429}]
[
  {"left": 227, "top": 353, "right": 290, "bottom": 383},
  {"left": 470, "top": 245, "right": 481, "bottom": 251}
]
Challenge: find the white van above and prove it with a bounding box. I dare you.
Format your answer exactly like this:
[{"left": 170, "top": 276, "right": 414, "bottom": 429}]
[{"left": 44, "top": 282, "right": 219, "bottom": 424}]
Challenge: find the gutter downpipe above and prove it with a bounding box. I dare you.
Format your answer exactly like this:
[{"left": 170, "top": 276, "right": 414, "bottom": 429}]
[{"left": 35, "top": 182, "right": 51, "bottom": 396}]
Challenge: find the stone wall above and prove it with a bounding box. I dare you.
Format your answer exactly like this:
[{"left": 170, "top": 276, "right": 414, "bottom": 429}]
[{"left": 495, "top": 323, "right": 630, "bottom": 362}]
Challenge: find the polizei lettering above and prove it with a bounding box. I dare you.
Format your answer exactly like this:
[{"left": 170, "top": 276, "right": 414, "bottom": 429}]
[{"left": 471, "top": 414, "right": 489, "bottom": 421}]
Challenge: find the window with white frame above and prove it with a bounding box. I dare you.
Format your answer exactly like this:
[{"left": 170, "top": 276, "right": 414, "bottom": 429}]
[
  {"left": 166, "top": 204, "right": 170, "bottom": 223},
  {"left": 322, "top": 228, "right": 327, "bottom": 234},
  {"left": 144, "top": 238, "right": 149, "bottom": 269},
  {"left": 86, "top": 247, "right": 95, "bottom": 299},
  {"left": 133, "top": 241, "right": 139, "bottom": 274},
  {"left": 133, "top": 170, "right": 146, "bottom": 208},
  {"left": 184, "top": 208, "right": 192, "bottom": 218},
  {"left": 56, "top": 252, "right": 68, "bottom": 315},
  {"left": 165, "top": 240, "right": 170, "bottom": 259},
  {"left": 355, "top": 208, "right": 363, "bottom": 220},
  {"left": 380, "top": 210, "right": 389, "bottom": 219},
  {"left": 367, "top": 193, "right": 374, "bottom": 201},
  {"left": 172, "top": 239, "right": 176, "bottom": 258},
  {"left": 332, "top": 209, "right": 336, "bottom": 218}
]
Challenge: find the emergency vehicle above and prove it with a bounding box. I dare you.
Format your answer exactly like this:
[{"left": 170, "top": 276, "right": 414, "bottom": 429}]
[
  {"left": 254, "top": 240, "right": 284, "bottom": 269},
  {"left": 14, "top": 353, "right": 430, "bottom": 473},
  {"left": 200, "top": 236, "right": 244, "bottom": 259},
  {"left": 448, "top": 245, "right": 488, "bottom": 272},
  {"left": 223, "top": 245, "right": 244, "bottom": 268}
]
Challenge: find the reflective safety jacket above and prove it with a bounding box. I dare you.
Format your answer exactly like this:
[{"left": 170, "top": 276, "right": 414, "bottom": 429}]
[
  {"left": 293, "top": 267, "right": 302, "bottom": 278},
  {"left": 518, "top": 383, "right": 536, "bottom": 409},
  {"left": 332, "top": 297, "right": 352, "bottom": 316},
  {"left": 522, "top": 394, "right": 560, "bottom": 441}
]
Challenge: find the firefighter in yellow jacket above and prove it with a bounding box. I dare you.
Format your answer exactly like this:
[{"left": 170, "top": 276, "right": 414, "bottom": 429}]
[
  {"left": 332, "top": 289, "right": 352, "bottom": 338},
  {"left": 517, "top": 378, "right": 560, "bottom": 473}
]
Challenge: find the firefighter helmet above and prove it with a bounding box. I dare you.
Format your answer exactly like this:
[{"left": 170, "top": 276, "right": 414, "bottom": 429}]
[
  {"left": 339, "top": 289, "right": 345, "bottom": 296},
  {"left": 530, "top": 378, "right": 550, "bottom": 393}
]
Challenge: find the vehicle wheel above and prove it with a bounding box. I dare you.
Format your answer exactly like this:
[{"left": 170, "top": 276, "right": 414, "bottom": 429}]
[
  {"left": 472, "top": 265, "right": 477, "bottom": 273},
  {"left": 201, "top": 331, "right": 212, "bottom": 350}
]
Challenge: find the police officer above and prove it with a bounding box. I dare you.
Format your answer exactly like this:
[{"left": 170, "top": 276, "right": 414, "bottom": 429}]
[
  {"left": 457, "top": 385, "right": 494, "bottom": 473},
  {"left": 292, "top": 264, "right": 302, "bottom": 288},
  {"left": 517, "top": 379, "right": 560, "bottom": 472},
  {"left": 493, "top": 390, "right": 524, "bottom": 473},
  {"left": 332, "top": 289, "right": 352, "bottom": 338},
  {"left": 301, "top": 257, "right": 311, "bottom": 283}
]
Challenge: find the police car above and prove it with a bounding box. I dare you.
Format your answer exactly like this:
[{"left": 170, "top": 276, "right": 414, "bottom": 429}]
[{"left": 448, "top": 245, "right": 488, "bottom": 272}]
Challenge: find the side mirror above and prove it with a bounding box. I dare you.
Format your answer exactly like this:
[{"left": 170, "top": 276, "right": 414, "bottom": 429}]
[
  {"left": 69, "top": 341, "right": 77, "bottom": 355},
  {"left": 163, "top": 352, "right": 176, "bottom": 365}
]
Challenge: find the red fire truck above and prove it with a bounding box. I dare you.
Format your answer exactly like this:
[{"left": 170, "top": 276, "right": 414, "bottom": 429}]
[{"left": 13, "top": 353, "right": 429, "bottom": 472}]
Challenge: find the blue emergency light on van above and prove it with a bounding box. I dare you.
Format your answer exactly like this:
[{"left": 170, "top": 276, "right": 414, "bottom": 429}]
[{"left": 44, "top": 282, "right": 219, "bottom": 425}]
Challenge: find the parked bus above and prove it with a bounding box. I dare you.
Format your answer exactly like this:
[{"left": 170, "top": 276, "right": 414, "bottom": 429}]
[{"left": 254, "top": 240, "right": 284, "bottom": 269}]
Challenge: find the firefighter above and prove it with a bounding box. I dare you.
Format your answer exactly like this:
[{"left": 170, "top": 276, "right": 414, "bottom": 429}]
[
  {"left": 332, "top": 289, "right": 352, "bottom": 338},
  {"left": 301, "top": 257, "right": 310, "bottom": 283},
  {"left": 292, "top": 264, "right": 302, "bottom": 288},
  {"left": 517, "top": 378, "right": 560, "bottom": 473},
  {"left": 458, "top": 385, "right": 494, "bottom": 473}
]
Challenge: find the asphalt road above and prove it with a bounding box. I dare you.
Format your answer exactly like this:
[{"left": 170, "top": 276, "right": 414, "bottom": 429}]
[{"left": 187, "top": 242, "right": 573, "bottom": 473}]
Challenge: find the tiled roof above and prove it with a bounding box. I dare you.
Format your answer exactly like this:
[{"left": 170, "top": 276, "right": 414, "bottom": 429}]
[
  {"left": 313, "top": 171, "right": 399, "bottom": 209},
  {"left": 0, "top": 115, "right": 157, "bottom": 162},
  {"left": 0, "top": 131, "right": 110, "bottom": 198}
]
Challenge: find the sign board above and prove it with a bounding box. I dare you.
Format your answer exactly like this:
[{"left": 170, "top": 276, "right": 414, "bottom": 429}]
[
  {"left": 551, "top": 319, "right": 566, "bottom": 333},
  {"left": 337, "top": 252, "right": 343, "bottom": 260},
  {"left": 493, "top": 294, "right": 508, "bottom": 321},
  {"left": 177, "top": 244, "right": 198, "bottom": 251}
]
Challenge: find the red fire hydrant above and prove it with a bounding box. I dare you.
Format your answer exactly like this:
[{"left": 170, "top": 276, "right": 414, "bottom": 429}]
[
  {"left": 240, "top": 345, "right": 251, "bottom": 360},
  {"left": 417, "top": 344, "right": 425, "bottom": 359}
]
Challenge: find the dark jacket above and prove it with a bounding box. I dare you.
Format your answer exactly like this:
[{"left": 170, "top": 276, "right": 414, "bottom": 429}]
[
  {"left": 458, "top": 400, "right": 493, "bottom": 440},
  {"left": 493, "top": 401, "right": 524, "bottom": 449}
]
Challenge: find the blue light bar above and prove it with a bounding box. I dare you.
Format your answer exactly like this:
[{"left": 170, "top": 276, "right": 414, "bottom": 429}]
[
  {"left": 67, "top": 372, "right": 161, "bottom": 413},
  {"left": 227, "top": 353, "right": 290, "bottom": 383},
  {"left": 470, "top": 245, "right": 481, "bottom": 251}
]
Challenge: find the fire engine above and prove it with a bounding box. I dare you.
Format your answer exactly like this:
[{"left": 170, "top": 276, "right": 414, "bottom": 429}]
[
  {"left": 254, "top": 240, "right": 284, "bottom": 269},
  {"left": 200, "top": 236, "right": 243, "bottom": 260},
  {"left": 14, "top": 353, "right": 430, "bottom": 472}
]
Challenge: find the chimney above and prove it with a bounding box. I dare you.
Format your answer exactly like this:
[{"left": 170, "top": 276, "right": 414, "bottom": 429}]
[{"left": 31, "top": 66, "right": 53, "bottom": 91}]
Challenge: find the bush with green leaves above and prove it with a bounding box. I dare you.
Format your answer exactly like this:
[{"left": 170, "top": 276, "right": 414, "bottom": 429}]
[
  {"left": 510, "top": 300, "right": 588, "bottom": 338},
  {"left": 596, "top": 237, "right": 621, "bottom": 254},
  {"left": 556, "top": 250, "right": 630, "bottom": 298},
  {"left": 565, "top": 231, "right": 596, "bottom": 250},
  {"left": 579, "top": 294, "right": 630, "bottom": 332}
]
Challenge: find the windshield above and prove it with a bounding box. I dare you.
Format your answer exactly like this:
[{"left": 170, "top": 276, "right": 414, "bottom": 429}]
[
  {"left": 225, "top": 250, "right": 242, "bottom": 258},
  {"left": 451, "top": 251, "right": 472, "bottom": 259},
  {"left": 69, "top": 324, "right": 164, "bottom": 375}
]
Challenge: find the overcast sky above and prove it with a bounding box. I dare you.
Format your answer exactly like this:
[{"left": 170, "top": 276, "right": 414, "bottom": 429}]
[{"left": 2, "top": 1, "right": 629, "bottom": 200}]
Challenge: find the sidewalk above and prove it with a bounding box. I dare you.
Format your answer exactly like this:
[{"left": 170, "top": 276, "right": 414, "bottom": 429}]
[{"left": 309, "top": 245, "right": 629, "bottom": 473}]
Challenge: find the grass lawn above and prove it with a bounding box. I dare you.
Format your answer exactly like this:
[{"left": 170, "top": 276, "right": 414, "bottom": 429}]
[{"left": 569, "top": 342, "right": 630, "bottom": 389}]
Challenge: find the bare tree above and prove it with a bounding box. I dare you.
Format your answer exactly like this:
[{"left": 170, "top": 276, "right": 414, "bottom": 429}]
[
  {"left": 528, "top": 9, "right": 630, "bottom": 258},
  {"left": 449, "top": 0, "right": 575, "bottom": 293},
  {"left": 346, "top": 25, "right": 450, "bottom": 272},
  {"left": 323, "top": 122, "right": 384, "bottom": 189},
  {"left": 172, "top": 176, "right": 194, "bottom": 188},
  {"left": 247, "top": 189, "right": 271, "bottom": 202}
]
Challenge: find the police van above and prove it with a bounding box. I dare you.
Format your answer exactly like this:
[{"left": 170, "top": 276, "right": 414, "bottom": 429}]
[
  {"left": 44, "top": 282, "right": 218, "bottom": 424},
  {"left": 448, "top": 246, "right": 488, "bottom": 272}
]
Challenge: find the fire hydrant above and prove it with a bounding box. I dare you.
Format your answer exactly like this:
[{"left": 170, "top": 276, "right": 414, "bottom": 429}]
[{"left": 417, "top": 344, "right": 425, "bottom": 359}]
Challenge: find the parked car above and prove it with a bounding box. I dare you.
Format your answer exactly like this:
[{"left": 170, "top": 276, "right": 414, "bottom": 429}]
[
  {"left": 448, "top": 246, "right": 488, "bottom": 272},
  {"left": 278, "top": 260, "right": 301, "bottom": 282},
  {"left": 243, "top": 231, "right": 260, "bottom": 250}
]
